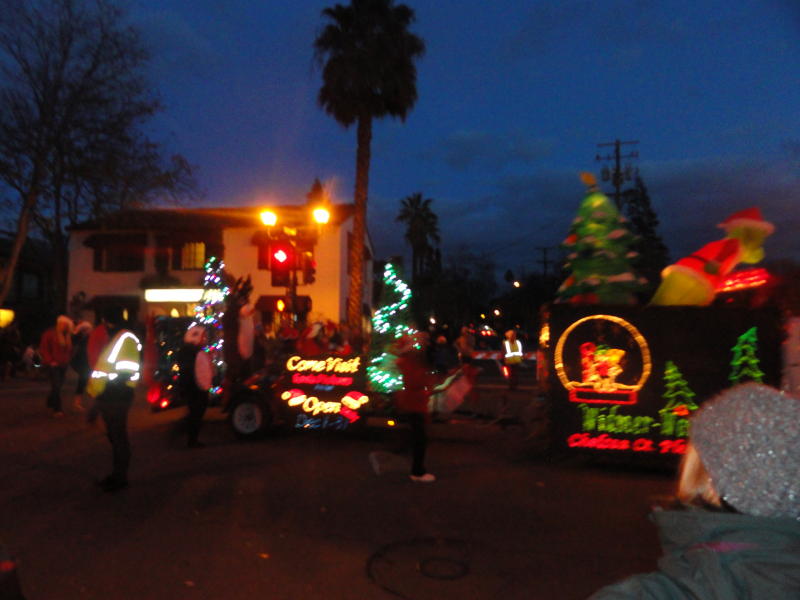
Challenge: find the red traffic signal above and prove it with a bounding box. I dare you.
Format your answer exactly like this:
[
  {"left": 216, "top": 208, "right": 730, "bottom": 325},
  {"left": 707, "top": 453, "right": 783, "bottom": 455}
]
[{"left": 270, "top": 243, "right": 294, "bottom": 287}]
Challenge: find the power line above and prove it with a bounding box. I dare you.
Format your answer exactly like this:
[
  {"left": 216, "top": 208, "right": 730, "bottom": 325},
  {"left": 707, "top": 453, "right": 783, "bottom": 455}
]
[
  {"left": 535, "top": 246, "right": 558, "bottom": 278},
  {"left": 595, "top": 139, "right": 639, "bottom": 210}
]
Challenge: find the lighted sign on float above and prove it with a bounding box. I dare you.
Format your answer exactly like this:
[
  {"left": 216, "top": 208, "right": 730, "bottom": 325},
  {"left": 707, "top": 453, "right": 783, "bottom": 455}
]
[
  {"left": 280, "top": 389, "right": 368, "bottom": 422},
  {"left": 555, "top": 315, "right": 651, "bottom": 405}
]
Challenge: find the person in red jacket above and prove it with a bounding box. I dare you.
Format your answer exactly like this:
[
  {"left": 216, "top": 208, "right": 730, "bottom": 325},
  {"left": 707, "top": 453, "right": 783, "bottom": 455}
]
[
  {"left": 39, "top": 315, "right": 73, "bottom": 416},
  {"left": 394, "top": 330, "right": 438, "bottom": 482}
]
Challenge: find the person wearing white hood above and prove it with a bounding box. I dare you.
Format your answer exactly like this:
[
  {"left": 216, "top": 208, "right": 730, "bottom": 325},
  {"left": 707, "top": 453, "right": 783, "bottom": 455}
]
[{"left": 177, "top": 325, "right": 213, "bottom": 448}]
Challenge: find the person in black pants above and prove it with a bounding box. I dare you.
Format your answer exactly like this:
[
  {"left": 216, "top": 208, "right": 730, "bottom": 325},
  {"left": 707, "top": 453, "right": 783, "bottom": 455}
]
[
  {"left": 87, "top": 306, "right": 140, "bottom": 492},
  {"left": 393, "top": 331, "right": 437, "bottom": 482},
  {"left": 70, "top": 321, "right": 92, "bottom": 412},
  {"left": 177, "top": 326, "right": 212, "bottom": 448}
]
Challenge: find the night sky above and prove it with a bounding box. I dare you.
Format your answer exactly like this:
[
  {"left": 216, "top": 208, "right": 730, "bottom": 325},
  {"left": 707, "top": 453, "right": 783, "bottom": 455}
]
[{"left": 130, "top": 0, "right": 800, "bottom": 278}]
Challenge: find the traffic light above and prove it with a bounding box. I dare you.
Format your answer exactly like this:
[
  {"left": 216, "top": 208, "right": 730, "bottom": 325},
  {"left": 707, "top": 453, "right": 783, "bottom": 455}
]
[
  {"left": 270, "top": 243, "right": 294, "bottom": 287},
  {"left": 302, "top": 251, "right": 316, "bottom": 284}
]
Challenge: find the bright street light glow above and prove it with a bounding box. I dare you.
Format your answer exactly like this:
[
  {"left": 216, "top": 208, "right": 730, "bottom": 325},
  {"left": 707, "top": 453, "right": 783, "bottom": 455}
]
[
  {"left": 429, "top": 317, "right": 436, "bottom": 324},
  {"left": 313, "top": 208, "right": 330, "bottom": 224},
  {"left": 260, "top": 211, "right": 277, "bottom": 226},
  {"left": 514, "top": 281, "right": 520, "bottom": 287},
  {"left": 494, "top": 309, "right": 500, "bottom": 316}
]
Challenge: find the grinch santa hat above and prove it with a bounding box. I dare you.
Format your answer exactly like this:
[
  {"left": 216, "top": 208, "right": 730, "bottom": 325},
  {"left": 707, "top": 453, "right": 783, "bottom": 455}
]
[{"left": 717, "top": 207, "right": 774, "bottom": 235}]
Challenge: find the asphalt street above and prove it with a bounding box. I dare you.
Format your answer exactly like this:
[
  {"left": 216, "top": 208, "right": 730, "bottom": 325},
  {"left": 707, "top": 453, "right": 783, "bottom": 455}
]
[{"left": 0, "top": 372, "right": 674, "bottom": 600}]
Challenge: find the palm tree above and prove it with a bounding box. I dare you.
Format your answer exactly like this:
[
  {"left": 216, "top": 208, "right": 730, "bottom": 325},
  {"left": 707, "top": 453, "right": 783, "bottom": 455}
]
[
  {"left": 314, "top": 0, "right": 425, "bottom": 332},
  {"left": 396, "top": 192, "right": 440, "bottom": 282}
]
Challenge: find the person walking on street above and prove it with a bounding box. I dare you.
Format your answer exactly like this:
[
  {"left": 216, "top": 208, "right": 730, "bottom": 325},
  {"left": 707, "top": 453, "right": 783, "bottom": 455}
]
[
  {"left": 589, "top": 383, "right": 800, "bottom": 600},
  {"left": 454, "top": 326, "right": 475, "bottom": 365},
  {"left": 503, "top": 330, "right": 523, "bottom": 391},
  {"left": 433, "top": 335, "right": 450, "bottom": 374},
  {"left": 70, "top": 321, "right": 92, "bottom": 412},
  {"left": 40, "top": 316, "right": 73, "bottom": 416},
  {"left": 393, "top": 330, "right": 437, "bottom": 482},
  {"left": 177, "top": 325, "right": 213, "bottom": 448},
  {"left": 86, "top": 306, "right": 141, "bottom": 492}
]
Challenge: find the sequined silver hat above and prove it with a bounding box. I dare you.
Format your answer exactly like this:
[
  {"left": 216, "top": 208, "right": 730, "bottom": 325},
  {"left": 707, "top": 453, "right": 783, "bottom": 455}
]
[{"left": 691, "top": 383, "right": 800, "bottom": 518}]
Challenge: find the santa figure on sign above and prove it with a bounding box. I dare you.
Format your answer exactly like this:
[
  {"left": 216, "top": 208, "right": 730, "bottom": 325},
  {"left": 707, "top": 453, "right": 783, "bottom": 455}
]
[{"left": 650, "top": 207, "right": 774, "bottom": 306}]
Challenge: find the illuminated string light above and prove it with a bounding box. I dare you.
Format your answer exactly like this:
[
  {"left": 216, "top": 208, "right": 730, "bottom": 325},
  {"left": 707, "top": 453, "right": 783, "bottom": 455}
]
[
  {"left": 368, "top": 263, "right": 415, "bottom": 394},
  {"left": 554, "top": 315, "right": 651, "bottom": 404}
]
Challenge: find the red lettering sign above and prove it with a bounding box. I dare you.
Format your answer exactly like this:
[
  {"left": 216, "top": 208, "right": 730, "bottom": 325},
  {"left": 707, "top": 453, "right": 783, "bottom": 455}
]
[
  {"left": 568, "top": 433, "right": 686, "bottom": 454},
  {"left": 292, "top": 373, "right": 354, "bottom": 387}
]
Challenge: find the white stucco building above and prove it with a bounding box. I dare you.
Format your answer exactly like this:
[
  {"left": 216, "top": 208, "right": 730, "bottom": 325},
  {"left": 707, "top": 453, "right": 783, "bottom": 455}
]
[{"left": 67, "top": 205, "right": 373, "bottom": 331}]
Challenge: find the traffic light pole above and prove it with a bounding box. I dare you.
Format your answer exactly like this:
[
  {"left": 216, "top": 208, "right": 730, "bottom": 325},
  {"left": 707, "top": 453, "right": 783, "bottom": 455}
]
[{"left": 286, "top": 263, "right": 299, "bottom": 318}]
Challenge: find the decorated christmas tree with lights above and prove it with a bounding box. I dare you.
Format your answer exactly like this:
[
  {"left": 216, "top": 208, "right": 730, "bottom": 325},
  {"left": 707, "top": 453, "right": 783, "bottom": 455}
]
[
  {"left": 367, "top": 262, "right": 415, "bottom": 394},
  {"left": 192, "top": 256, "right": 231, "bottom": 395},
  {"left": 730, "top": 327, "right": 764, "bottom": 385},
  {"left": 557, "top": 173, "right": 647, "bottom": 304}
]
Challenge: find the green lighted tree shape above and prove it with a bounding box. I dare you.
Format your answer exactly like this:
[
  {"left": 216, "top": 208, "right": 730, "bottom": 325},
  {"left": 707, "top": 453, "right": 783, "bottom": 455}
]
[
  {"left": 557, "top": 174, "right": 647, "bottom": 304},
  {"left": 730, "top": 327, "right": 764, "bottom": 385},
  {"left": 659, "top": 361, "right": 698, "bottom": 437},
  {"left": 367, "top": 262, "right": 415, "bottom": 394},
  {"left": 192, "top": 257, "right": 231, "bottom": 395}
]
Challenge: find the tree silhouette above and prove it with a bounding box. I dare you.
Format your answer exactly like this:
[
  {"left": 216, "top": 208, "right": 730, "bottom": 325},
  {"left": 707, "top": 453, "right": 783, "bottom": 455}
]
[
  {"left": 314, "top": 0, "right": 425, "bottom": 332},
  {"left": 0, "top": 0, "right": 198, "bottom": 312},
  {"left": 730, "top": 327, "right": 764, "bottom": 385},
  {"left": 621, "top": 176, "right": 670, "bottom": 300},
  {"left": 396, "top": 192, "right": 440, "bottom": 283}
]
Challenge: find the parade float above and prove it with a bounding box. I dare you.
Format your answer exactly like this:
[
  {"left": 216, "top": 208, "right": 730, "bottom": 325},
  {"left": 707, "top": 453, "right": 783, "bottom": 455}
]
[{"left": 537, "top": 174, "right": 785, "bottom": 464}]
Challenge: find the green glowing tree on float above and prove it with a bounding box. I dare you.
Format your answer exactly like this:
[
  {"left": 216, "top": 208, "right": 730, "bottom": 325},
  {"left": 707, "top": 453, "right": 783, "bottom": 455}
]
[
  {"left": 730, "top": 327, "right": 764, "bottom": 385},
  {"left": 367, "top": 262, "right": 414, "bottom": 394},
  {"left": 557, "top": 173, "right": 647, "bottom": 304},
  {"left": 659, "top": 361, "right": 698, "bottom": 437},
  {"left": 192, "top": 256, "right": 231, "bottom": 395}
]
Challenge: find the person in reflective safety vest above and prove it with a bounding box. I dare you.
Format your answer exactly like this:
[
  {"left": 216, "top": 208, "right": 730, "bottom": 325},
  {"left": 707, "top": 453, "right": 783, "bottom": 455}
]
[
  {"left": 87, "top": 330, "right": 141, "bottom": 398},
  {"left": 504, "top": 330, "right": 523, "bottom": 391},
  {"left": 87, "top": 306, "right": 141, "bottom": 492}
]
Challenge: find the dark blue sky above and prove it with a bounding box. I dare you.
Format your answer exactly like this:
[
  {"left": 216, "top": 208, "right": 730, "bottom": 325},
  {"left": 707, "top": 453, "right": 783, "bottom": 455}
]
[{"left": 131, "top": 0, "right": 800, "bottom": 276}]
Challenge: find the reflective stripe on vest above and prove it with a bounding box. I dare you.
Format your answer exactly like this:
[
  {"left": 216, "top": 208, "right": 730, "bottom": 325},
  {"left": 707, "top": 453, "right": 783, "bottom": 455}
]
[
  {"left": 504, "top": 340, "right": 522, "bottom": 358},
  {"left": 88, "top": 330, "right": 141, "bottom": 397}
]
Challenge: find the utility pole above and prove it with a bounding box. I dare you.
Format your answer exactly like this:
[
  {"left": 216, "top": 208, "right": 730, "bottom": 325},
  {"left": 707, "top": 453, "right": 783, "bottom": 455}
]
[
  {"left": 536, "top": 246, "right": 558, "bottom": 279},
  {"left": 595, "top": 139, "right": 639, "bottom": 210}
]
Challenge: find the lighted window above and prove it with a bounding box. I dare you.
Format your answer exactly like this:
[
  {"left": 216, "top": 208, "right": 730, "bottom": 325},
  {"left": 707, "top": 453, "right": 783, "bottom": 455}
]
[{"left": 181, "top": 242, "right": 206, "bottom": 270}]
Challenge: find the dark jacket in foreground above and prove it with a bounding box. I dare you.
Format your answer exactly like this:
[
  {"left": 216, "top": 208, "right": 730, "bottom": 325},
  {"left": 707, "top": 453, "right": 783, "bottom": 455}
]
[{"left": 589, "top": 508, "right": 800, "bottom": 600}]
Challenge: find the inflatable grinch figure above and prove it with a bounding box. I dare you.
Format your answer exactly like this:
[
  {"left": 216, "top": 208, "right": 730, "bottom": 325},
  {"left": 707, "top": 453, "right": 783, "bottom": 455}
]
[
  {"left": 557, "top": 173, "right": 647, "bottom": 304},
  {"left": 650, "top": 207, "right": 774, "bottom": 306}
]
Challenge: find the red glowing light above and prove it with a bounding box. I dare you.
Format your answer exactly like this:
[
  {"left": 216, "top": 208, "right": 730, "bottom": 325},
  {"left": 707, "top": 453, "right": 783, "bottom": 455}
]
[
  {"left": 567, "top": 433, "right": 686, "bottom": 454},
  {"left": 502, "top": 366, "right": 509, "bottom": 378},
  {"left": 0, "top": 560, "right": 15, "bottom": 573},
  {"left": 146, "top": 385, "right": 162, "bottom": 404},
  {"left": 273, "top": 249, "right": 288, "bottom": 263},
  {"left": 717, "top": 268, "right": 769, "bottom": 293},
  {"left": 160, "top": 399, "right": 169, "bottom": 408}
]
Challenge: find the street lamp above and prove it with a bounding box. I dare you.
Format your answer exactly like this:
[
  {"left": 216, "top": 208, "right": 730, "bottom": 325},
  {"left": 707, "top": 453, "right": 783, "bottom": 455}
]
[
  {"left": 313, "top": 208, "right": 330, "bottom": 225},
  {"left": 260, "top": 202, "right": 326, "bottom": 323},
  {"left": 260, "top": 211, "right": 277, "bottom": 227}
]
